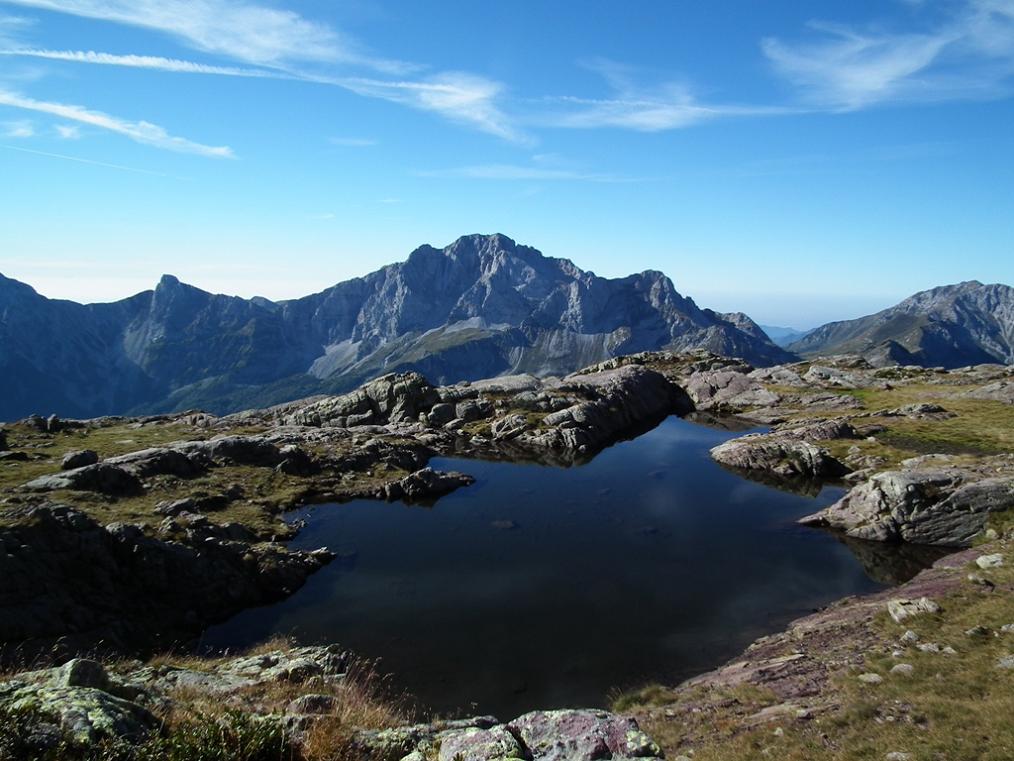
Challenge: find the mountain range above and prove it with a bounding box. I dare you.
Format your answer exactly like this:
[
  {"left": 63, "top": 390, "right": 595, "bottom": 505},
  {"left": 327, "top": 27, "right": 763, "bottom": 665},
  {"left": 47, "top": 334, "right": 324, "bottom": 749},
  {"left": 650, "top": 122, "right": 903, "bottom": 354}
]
[
  {"left": 789, "top": 281, "right": 1014, "bottom": 368},
  {"left": 3, "top": 238, "right": 1011, "bottom": 422},
  {"left": 0, "top": 234, "right": 791, "bottom": 420}
]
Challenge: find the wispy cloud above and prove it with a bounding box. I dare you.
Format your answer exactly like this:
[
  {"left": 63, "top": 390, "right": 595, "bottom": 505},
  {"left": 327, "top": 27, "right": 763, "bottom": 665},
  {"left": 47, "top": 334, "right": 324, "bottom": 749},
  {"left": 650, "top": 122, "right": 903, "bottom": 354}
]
[
  {"left": 537, "top": 58, "right": 781, "bottom": 131},
  {"left": 420, "top": 163, "right": 631, "bottom": 182},
  {"left": 1, "top": 0, "right": 412, "bottom": 73},
  {"left": 0, "top": 48, "right": 283, "bottom": 78},
  {"left": 0, "top": 1, "right": 520, "bottom": 140},
  {"left": 0, "top": 142, "right": 170, "bottom": 175},
  {"left": 54, "top": 123, "right": 79, "bottom": 139},
  {"left": 329, "top": 136, "right": 377, "bottom": 147},
  {"left": 0, "top": 89, "right": 233, "bottom": 157},
  {"left": 762, "top": 0, "right": 1014, "bottom": 109},
  {"left": 0, "top": 13, "right": 32, "bottom": 47},
  {"left": 333, "top": 72, "right": 522, "bottom": 141},
  {"left": 1, "top": 117, "right": 32, "bottom": 137}
]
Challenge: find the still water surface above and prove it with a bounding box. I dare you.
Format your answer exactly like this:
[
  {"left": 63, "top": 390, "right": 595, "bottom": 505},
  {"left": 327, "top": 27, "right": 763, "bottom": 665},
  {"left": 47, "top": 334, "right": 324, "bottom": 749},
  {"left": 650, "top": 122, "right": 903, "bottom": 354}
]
[{"left": 203, "top": 416, "right": 941, "bottom": 717}]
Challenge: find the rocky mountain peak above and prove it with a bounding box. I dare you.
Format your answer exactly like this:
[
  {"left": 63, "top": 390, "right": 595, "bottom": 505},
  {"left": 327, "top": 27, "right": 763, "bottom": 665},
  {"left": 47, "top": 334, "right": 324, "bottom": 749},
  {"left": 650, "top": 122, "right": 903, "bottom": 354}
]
[{"left": 0, "top": 235, "right": 792, "bottom": 419}]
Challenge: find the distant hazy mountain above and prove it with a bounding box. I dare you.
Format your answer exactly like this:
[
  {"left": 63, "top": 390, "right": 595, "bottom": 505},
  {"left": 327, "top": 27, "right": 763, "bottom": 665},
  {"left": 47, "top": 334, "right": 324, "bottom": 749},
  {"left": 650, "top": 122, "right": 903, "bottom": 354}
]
[
  {"left": 760, "top": 325, "right": 812, "bottom": 347},
  {"left": 0, "top": 234, "right": 791, "bottom": 420},
  {"left": 789, "top": 281, "right": 1014, "bottom": 368}
]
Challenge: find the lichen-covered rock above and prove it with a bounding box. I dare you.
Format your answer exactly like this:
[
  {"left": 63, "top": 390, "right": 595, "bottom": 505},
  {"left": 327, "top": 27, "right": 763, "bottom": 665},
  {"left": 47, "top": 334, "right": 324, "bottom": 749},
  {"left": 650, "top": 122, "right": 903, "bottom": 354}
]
[
  {"left": 3, "top": 684, "right": 157, "bottom": 744},
  {"left": 437, "top": 725, "right": 525, "bottom": 761},
  {"left": 507, "top": 709, "right": 661, "bottom": 761},
  {"left": 800, "top": 468, "right": 1014, "bottom": 546}
]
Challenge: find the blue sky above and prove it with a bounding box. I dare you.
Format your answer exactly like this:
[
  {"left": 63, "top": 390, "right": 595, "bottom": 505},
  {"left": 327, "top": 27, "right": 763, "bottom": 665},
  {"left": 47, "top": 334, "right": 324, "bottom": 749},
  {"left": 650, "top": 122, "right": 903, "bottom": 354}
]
[{"left": 1, "top": 0, "right": 1013, "bottom": 327}]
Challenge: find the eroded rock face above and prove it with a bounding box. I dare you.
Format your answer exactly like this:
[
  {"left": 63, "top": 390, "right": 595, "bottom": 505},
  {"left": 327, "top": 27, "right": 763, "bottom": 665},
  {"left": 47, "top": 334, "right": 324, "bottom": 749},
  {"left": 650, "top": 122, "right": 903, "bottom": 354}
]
[
  {"left": 800, "top": 468, "right": 1014, "bottom": 546},
  {"left": 517, "top": 365, "right": 692, "bottom": 454},
  {"left": 0, "top": 505, "right": 333, "bottom": 656}
]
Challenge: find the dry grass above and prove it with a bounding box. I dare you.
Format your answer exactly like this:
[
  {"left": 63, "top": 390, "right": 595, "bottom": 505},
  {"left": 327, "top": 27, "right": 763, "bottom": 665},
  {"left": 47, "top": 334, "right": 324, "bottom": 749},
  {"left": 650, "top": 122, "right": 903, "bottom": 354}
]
[{"left": 622, "top": 546, "right": 1014, "bottom": 761}]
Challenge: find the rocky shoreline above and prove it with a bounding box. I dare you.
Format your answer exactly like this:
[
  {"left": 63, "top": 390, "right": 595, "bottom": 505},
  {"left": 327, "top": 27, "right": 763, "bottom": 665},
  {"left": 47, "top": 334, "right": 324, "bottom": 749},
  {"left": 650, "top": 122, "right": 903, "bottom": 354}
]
[{"left": 2, "top": 350, "right": 1013, "bottom": 759}]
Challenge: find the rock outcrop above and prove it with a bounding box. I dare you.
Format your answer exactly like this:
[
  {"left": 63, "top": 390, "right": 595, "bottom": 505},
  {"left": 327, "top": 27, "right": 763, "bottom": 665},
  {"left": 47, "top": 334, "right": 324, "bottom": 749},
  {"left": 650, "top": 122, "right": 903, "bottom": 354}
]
[
  {"left": 357, "top": 709, "right": 661, "bottom": 761},
  {"left": 0, "top": 505, "right": 333, "bottom": 656},
  {"left": 0, "top": 647, "right": 665, "bottom": 761},
  {"left": 800, "top": 464, "right": 1014, "bottom": 546},
  {"left": 710, "top": 435, "right": 849, "bottom": 480}
]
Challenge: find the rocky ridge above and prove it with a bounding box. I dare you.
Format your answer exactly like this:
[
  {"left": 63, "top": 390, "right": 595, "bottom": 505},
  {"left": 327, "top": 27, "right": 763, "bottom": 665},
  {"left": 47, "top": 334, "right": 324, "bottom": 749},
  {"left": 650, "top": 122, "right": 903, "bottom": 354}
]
[
  {"left": 0, "top": 234, "right": 790, "bottom": 421},
  {"left": 789, "top": 280, "right": 1014, "bottom": 368}
]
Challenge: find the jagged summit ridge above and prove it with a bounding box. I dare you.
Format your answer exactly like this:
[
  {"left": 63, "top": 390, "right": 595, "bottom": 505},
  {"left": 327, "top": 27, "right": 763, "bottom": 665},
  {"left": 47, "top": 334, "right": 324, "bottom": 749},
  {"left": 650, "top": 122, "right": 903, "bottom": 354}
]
[{"left": 0, "top": 234, "right": 790, "bottom": 419}]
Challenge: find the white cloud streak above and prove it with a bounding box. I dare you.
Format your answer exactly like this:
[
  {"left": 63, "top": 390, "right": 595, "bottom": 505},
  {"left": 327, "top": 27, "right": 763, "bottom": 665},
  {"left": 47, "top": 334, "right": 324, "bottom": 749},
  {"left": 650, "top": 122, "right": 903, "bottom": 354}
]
[
  {"left": 312, "top": 72, "right": 524, "bottom": 142},
  {"left": 762, "top": 0, "right": 1014, "bottom": 109},
  {"left": 0, "top": 142, "right": 170, "bottom": 175},
  {"left": 1, "top": 48, "right": 283, "bottom": 77},
  {"left": 420, "top": 163, "right": 632, "bottom": 182},
  {"left": 0, "top": 1, "right": 519, "bottom": 140},
  {"left": 0, "top": 89, "right": 234, "bottom": 157},
  {"left": 329, "top": 136, "right": 378, "bottom": 147},
  {"left": 537, "top": 58, "right": 783, "bottom": 131},
  {"left": 0, "top": 0, "right": 412, "bottom": 73}
]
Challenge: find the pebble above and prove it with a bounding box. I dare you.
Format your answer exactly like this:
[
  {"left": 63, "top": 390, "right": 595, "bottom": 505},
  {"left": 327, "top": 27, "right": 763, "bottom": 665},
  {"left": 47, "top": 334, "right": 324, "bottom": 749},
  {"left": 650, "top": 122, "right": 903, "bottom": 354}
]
[
  {"left": 917, "top": 643, "right": 940, "bottom": 653},
  {"left": 899, "top": 630, "right": 919, "bottom": 644},
  {"left": 1001, "top": 624, "right": 1014, "bottom": 634},
  {"left": 965, "top": 625, "right": 990, "bottom": 637},
  {"left": 998, "top": 655, "right": 1014, "bottom": 670},
  {"left": 858, "top": 673, "right": 883, "bottom": 684},
  {"left": 890, "top": 663, "right": 914, "bottom": 676},
  {"left": 885, "top": 753, "right": 913, "bottom": 761}
]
